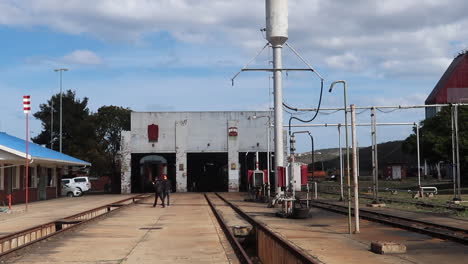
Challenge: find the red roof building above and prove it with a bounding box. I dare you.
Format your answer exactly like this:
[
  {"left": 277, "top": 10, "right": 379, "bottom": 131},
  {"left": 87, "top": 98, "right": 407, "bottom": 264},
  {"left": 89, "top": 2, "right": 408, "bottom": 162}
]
[{"left": 425, "top": 51, "right": 468, "bottom": 117}]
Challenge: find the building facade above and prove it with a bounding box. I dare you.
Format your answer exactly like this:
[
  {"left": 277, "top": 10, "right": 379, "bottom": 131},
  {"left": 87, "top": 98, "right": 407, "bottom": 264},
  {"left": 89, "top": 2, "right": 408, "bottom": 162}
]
[
  {"left": 0, "top": 132, "right": 91, "bottom": 205},
  {"left": 425, "top": 51, "right": 468, "bottom": 117},
  {"left": 120, "top": 111, "right": 280, "bottom": 193}
]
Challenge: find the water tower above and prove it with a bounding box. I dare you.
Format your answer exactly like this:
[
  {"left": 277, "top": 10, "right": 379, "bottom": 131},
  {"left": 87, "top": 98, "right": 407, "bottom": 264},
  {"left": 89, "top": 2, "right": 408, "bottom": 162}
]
[{"left": 232, "top": 0, "right": 323, "bottom": 196}]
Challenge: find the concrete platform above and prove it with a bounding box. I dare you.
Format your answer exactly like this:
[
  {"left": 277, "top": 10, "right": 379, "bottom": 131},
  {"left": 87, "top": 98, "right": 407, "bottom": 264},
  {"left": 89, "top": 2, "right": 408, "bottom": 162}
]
[
  {"left": 3, "top": 193, "right": 467, "bottom": 264},
  {"left": 0, "top": 194, "right": 135, "bottom": 237},
  {"left": 220, "top": 192, "right": 468, "bottom": 264},
  {"left": 4, "top": 193, "right": 238, "bottom": 264}
]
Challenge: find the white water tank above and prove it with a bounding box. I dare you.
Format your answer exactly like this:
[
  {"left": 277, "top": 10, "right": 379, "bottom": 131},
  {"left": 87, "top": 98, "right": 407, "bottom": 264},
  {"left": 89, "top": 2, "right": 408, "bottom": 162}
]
[{"left": 266, "top": 0, "right": 288, "bottom": 46}]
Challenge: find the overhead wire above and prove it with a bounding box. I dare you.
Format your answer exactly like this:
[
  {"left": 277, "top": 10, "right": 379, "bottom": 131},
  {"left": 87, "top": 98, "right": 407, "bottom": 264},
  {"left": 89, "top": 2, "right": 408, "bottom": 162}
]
[
  {"left": 356, "top": 109, "right": 370, "bottom": 115},
  {"left": 284, "top": 79, "right": 324, "bottom": 136},
  {"left": 317, "top": 109, "right": 342, "bottom": 115},
  {"left": 377, "top": 108, "right": 400, "bottom": 114}
]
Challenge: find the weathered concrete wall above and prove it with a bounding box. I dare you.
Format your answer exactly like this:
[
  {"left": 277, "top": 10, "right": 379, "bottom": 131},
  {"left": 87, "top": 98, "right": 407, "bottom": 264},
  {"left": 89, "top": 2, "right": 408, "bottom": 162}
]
[
  {"left": 130, "top": 111, "right": 273, "bottom": 153},
  {"left": 120, "top": 131, "right": 132, "bottom": 194},
  {"left": 175, "top": 119, "right": 188, "bottom": 192},
  {"left": 227, "top": 120, "right": 240, "bottom": 192},
  {"left": 121, "top": 111, "right": 277, "bottom": 193}
]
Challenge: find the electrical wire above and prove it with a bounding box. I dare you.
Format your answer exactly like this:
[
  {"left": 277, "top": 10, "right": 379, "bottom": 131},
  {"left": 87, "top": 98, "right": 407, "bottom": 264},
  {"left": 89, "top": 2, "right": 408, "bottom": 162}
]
[
  {"left": 284, "top": 107, "right": 312, "bottom": 116},
  {"left": 317, "top": 109, "right": 342, "bottom": 115},
  {"left": 284, "top": 79, "right": 324, "bottom": 136},
  {"left": 377, "top": 108, "right": 400, "bottom": 114},
  {"left": 356, "top": 109, "right": 370, "bottom": 115}
]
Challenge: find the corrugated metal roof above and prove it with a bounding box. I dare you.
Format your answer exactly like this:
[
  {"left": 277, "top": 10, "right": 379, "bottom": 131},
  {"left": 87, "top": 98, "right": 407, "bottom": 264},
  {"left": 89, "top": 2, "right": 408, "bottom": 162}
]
[{"left": 0, "top": 132, "right": 91, "bottom": 166}]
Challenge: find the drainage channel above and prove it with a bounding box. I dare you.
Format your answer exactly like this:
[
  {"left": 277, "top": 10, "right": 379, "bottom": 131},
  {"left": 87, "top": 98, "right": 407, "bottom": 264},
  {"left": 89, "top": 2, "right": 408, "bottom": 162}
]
[
  {"left": 0, "top": 194, "right": 150, "bottom": 258},
  {"left": 205, "top": 193, "right": 320, "bottom": 264}
]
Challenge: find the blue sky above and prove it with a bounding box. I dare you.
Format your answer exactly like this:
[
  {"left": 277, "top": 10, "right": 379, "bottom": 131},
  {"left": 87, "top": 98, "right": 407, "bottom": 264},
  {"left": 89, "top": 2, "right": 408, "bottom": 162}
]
[{"left": 1, "top": 0, "right": 467, "bottom": 152}]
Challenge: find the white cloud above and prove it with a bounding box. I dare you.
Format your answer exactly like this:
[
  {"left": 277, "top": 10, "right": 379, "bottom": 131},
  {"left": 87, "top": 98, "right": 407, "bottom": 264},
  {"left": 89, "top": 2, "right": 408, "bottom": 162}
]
[
  {"left": 325, "top": 52, "right": 364, "bottom": 72},
  {"left": 63, "top": 50, "right": 103, "bottom": 65},
  {"left": 1, "top": 0, "right": 468, "bottom": 79}
]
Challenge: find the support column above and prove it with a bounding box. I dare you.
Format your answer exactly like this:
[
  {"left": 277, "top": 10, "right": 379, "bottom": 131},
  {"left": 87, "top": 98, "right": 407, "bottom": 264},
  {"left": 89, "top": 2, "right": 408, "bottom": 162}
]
[
  {"left": 120, "top": 131, "right": 132, "bottom": 194},
  {"left": 351, "top": 104, "right": 360, "bottom": 233},
  {"left": 228, "top": 120, "right": 240, "bottom": 192},
  {"left": 273, "top": 45, "right": 285, "bottom": 195},
  {"left": 175, "top": 119, "right": 188, "bottom": 192}
]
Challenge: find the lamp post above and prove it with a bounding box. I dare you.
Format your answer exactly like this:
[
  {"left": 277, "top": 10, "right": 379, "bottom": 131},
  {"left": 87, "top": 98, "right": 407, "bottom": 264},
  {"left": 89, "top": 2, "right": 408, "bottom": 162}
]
[
  {"left": 50, "top": 101, "right": 54, "bottom": 150},
  {"left": 329, "top": 80, "right": 352, "bottom": 235},
  {"left": 54, "top": 68, "right": 68, "bottom": 153},
  {"left": 250, "top": 114, "right": 272, "bottom": 197}
]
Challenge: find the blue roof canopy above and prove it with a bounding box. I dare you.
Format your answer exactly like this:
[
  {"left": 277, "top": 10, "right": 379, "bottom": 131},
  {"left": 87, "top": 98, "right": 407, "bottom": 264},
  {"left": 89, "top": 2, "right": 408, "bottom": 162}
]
[{"left": 0, "top": 132, "right": 91, "bottom": 166}]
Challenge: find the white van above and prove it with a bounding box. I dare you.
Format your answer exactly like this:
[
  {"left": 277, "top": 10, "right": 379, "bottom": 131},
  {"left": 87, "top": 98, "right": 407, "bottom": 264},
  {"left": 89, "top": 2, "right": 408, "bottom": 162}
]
[{"left": 61, "top": 177, "right": 91, "bottom": 194}]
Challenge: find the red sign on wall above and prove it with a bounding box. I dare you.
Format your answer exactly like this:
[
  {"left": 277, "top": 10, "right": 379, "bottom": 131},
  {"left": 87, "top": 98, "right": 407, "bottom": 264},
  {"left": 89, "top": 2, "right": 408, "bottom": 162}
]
[
  {"left": 148, "top": 124, "right": 159, "bottom": 142},
  {"left": 228, "top": 127, "right": 238, "bottom": 137}
]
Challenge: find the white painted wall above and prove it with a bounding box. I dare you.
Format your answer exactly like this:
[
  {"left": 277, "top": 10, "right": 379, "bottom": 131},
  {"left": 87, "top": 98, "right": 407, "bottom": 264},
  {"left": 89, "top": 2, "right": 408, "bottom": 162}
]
[
  {"left": 129, "top": 111, "right": 273, "bottom": 153},
  {"left": 121, "top": 111, "right": 277, "bottom": 193}
]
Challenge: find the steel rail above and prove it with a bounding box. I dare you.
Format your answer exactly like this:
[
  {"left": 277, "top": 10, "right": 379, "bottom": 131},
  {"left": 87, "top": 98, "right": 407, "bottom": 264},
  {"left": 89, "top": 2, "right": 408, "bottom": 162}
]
[
  {"left": 308, "top": 200, "right": 468, "bottom": 245},
  {"left": 214, "top": 193, "right": 321, "bottom": 264},
  {"left": 0, "top": 194, "right": 150, "bottom": 258},
  {"left": 318, "top": 190, "right": 468, "bottom": 212},
  {"left": 204, "top": 194, "right": 253, "bottom": 264}
]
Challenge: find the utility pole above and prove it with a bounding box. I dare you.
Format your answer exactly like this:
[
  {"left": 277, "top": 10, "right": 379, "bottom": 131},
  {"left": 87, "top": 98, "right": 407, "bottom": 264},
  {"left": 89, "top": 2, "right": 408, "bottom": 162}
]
[
  {"left": 329, "top": 80, "right": 352, "bottom": 234},
  {"left": 54, "top": 68, "right": 68, "bottom": 153},
  {"left": 50, "top": 101, "right": 54, "bottom": 150},
  {"left": 351, "top": 104, "right": 360, "bottom": 233}
]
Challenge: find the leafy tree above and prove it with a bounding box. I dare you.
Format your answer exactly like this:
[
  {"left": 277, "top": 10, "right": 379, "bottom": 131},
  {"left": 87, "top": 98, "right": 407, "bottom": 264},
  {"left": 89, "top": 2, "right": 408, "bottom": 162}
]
[
  {"left": 33, "top": 90, "right": 94, "bottom": 159},
  {"left": 92, "top": 106, "right": 131, "bottom": 192},
  {"left": 403, "top": 106, "right": 468, "bottom": 182},
  {"left": 33, "top": 91, "right": 132, "bottom": 193}
]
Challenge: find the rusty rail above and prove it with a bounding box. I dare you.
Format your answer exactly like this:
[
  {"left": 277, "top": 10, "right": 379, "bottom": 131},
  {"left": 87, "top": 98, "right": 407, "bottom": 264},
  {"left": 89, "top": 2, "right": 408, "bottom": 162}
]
[
  {"left": 318, "top": 190, "right": 468, "bottom": 212},
  {"left": 309, "top": 200, "right": 468, "bottom": 245},
  {"left": 0, "top": 194, "right": 149, "bottom": 258},
  {"left": 214, "top": 193, "right": 321, "bottom": 264},
  {"left": 204, "top": 194, "right": 253, "bottom": 264}
]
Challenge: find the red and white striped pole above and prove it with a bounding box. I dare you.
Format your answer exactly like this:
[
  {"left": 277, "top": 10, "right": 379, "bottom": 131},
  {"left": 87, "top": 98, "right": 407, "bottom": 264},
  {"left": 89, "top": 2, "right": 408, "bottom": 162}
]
[{"left": 23, "top": 95, "right": 30, "bottom": 211}]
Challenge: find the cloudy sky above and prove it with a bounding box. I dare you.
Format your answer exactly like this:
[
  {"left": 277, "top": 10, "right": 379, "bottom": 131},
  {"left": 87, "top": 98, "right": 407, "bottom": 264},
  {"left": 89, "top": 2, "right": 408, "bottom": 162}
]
[{"left": 1, "top": 0, "right": 467, "bottom": 152}]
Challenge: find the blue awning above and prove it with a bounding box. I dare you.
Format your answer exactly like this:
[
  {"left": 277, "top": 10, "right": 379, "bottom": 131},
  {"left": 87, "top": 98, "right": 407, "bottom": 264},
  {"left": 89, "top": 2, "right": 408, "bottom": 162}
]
[{"left": 0, "top": 132, "right": 91, "bottom": 166}]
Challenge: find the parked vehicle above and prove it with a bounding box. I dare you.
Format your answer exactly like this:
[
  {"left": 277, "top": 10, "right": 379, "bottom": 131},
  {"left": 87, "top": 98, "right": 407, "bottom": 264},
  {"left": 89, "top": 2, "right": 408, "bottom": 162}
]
[
  {"left": 61, "top": 177, "right": 91, "bottom": 195},
  {"left": 72, "top": 176, "right": 91, "bottom": 192},
  {"left": 61, "top": 182, "right": 82, "bottom": 197}
]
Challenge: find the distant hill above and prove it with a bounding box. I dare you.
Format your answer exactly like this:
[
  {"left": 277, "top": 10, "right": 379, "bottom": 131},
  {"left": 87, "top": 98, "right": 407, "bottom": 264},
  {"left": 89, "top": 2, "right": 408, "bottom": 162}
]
[{"left": 295, "top": 140, "right": 418, "bottom": 176}]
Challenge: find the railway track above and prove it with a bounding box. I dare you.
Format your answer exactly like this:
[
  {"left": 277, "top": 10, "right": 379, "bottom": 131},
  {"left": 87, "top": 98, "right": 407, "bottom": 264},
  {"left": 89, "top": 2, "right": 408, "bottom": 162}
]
[
  {"left": 204, "top": 193, "right": 321, "bottom": 264},
  {"left": 309, "top": 200, "right": 468, "bottom": 245},
  {"left": 0, "top": 194, "right": 150, "bottom": 259},
  {"left": 318, "top": 190, "right": 468, "bottom": 212}
]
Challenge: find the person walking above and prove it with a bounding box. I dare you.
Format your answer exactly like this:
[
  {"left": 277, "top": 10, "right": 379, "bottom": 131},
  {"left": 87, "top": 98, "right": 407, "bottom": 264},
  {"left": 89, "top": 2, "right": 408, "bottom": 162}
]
[
  {"left": 163, "top": 174, "right": 172, "bottom": 207},
  {"left": 152, "top": 177, "right": 165, "bottom": 208}
]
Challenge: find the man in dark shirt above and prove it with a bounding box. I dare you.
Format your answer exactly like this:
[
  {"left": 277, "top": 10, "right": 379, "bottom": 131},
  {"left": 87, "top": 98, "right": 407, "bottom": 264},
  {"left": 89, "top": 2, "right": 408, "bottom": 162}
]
[
  {"left": 163, "top": 175, "right": 171, "bottom": 207},
  {"left": 152, "top": 177, "right": 165, "bottom": 208}
]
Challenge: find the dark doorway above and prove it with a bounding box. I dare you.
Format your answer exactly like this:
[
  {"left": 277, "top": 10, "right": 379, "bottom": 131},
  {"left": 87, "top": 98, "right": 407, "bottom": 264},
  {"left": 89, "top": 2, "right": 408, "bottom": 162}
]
[
  {"left": 187, "top": 153, "right": 228, "bottom": 192},
  {"left": 239, "top": 152, "right": 274, "bottom": 191},
  {"left": 131, "top": 153, "right": 176, "bottom": 193}
]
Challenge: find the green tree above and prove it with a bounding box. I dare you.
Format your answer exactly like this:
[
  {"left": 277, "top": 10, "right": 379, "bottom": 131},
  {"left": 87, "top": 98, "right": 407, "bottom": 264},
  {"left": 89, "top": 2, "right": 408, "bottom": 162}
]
[
  {"left": 403, "top": 106, "right": 468, "bottom": 182},
  {"left": 92, "top": 106, "right": 131, "bottom": 192},
  {"left": 33, "top": 92, "right": 132, "bottom": 193},
  {"left": 33, "top": 90, "right": 95, "bottom": 159}
]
